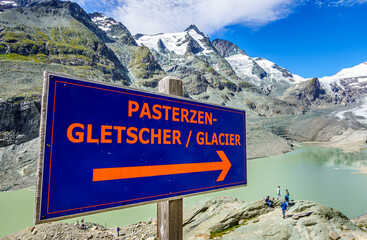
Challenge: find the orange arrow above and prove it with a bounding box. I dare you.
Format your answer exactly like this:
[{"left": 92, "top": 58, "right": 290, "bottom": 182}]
[{"left": 93, "top": 151, "right": 231, "bottom": 182}]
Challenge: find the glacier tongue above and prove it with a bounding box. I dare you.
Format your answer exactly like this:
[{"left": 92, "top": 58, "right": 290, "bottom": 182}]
[{"left": 225, "top": 54, "right": 259, "bottom": 85}]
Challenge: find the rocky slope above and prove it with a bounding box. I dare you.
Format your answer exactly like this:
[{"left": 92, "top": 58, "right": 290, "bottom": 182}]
[
  {"left": 90, "top": 12, "right": 165, "bottom": 89},
  {"left": 2, "top": 197, "right": 367, "bottom": 239},
  {"left": 0, "top": 0, "right": 132, "bottom": 191},
  {"left": 352, "top": 213, "right": 367, "bottom": 232},
  {"left": 282, "top": 77, "right": 333, "bottom": 108},
  {"left": 183, "top": 197, "right": 367, "bottom": 239},
  {"left": 0, "top": 0, "right": 132, "bottom": 102}
]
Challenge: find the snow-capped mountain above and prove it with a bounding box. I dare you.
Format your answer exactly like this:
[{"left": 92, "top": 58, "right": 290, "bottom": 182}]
[
  {"left": 134, "top": 25, "right": 242, "bottom": 98},
  {"left": 319, "top": 62, "right": 367, "bottom": 104},
  {"left": 0, "top": 0, "right": 17, "bottom": 10},
  {"left": 135, "top": 25, "right": 238, "bottom": 84},
  {"left": 0, "top": 0, "right": 17, "bottom": 6},
  {"left": 212, "top": 39, "right": 305, "bottom": 95},
  {"left": 136, "top": 25, "right": 214, "bottom": 56},
  {"left": 90, "top": 12, "right": 137, "bottom": 46},
  {"left": 62, "top": 11, "right": 367, "bottom": 108},
  {"left": 90, "top": 12, "right": 120, "bottom": 36},
  {"left": 135, "top": 27, "right": 307, "bottom": 96}
]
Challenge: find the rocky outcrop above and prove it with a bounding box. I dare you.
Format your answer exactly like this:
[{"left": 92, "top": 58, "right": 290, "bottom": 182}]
[
  {"left": 3, "top": 197, "right": 367, "bottom": 239},
  {"left": 0, "top": 138, "right": 38, "bottom": 191},
  {"left": 211, "top": 39, "right": 247, "bottom": 58},
  {"left": 0, "top": 97, "right": 40, "bottom": 147},
  {"left": 282, "top": 78, "right": 333, "bottom": 108},
  {"left": 246, "top": 130, "right": 293, "bottom": 159},
  {"left": 90, "top": 13, "right": 165, "bottom": 87},
  {"left": 183, "top": 197, "right": 367, "bottom": 239},
  {"left": 352, "top": 213, "right": 367, "bottom": 232},
  {"left": 89, "top": 12, "right": 137, "bottom": 46},
  {"left": 251, "top": 61, "right": 268, "bottom": 80}
]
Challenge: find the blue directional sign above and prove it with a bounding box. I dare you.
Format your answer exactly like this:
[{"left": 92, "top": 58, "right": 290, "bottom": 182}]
[{"left": 35, "top": 72, "right": 246, "bottom": 223}]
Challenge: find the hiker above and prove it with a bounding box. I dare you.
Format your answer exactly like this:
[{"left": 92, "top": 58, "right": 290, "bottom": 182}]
[
  {"left": 285, "top": 194, "right": 289, "bottom": 207},
  {"left": 74, "top": 220, "right": 79, "bottom": 227},
  {"left": 277, "top": 186, "right": 281, "bottom": 199},
  {"left": 281, "top": 200, "right": 287, "bottom": 219},
  {"left": 265, "top": 196, "right": 272, "bottom": 208},
  {"left": 81, "top": 218, "right": 85, "bottom": 229},
  {"left": 116, "top": 226, "right": 120, "bottom": 236},
  {"left": 286, "top": 189, "right": 290, "bottom": 199}
]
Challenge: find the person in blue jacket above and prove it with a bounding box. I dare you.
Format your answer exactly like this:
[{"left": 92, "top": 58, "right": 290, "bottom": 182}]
[
  {"left": 281, "top": 200, "right": 287, "bottom": 219},
  {"left": 285, "top": 194, "right": 289, "bottom": 207}
]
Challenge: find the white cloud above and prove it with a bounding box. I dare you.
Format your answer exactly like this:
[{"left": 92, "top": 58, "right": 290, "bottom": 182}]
[
  {"left": 345, "top": 0, "right": 367, "bottom": 4},
  {"left": 72, "top": 0, "right": 367, "bottom": 35},
  {"left": 312, "top": 0, "right": 367, "bottom": 6},
  {"left": 110, "top": 0, "right": 297, "bottom": 35}
]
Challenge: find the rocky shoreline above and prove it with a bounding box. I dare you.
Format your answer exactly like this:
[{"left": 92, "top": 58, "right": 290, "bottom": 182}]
[
  {"left": 304, "top": 129, "right": 367, "bottom": 153},
  {"left": 2, "top": 197, "right": 367, "bottom": 240}
]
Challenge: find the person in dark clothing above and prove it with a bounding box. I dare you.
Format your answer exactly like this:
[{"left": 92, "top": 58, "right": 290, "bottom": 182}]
[
  {"left": 281, "top": 200, "right": 287, "bottom": 219},
  {"left": 265, "top": 196, "right": 272, "bottom": 208},
  {"left": 81, "top": 218, "right": 85, "bottom": 229},
  {"left": 285, "top": 194, "right": 289, "bottom": 207}
]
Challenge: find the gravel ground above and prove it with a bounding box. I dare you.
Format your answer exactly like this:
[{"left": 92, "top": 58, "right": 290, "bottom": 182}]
[{"left": 0, "top": 219, "right": 157, "bottom": 240}]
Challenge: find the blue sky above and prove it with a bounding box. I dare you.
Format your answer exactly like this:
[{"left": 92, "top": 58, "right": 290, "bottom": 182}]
[
  {"left": 77, "top": 0, "right": 367, "bottom": 78},
  {"left": 212, "top": 1, "right": 367, "bottom": 78}
]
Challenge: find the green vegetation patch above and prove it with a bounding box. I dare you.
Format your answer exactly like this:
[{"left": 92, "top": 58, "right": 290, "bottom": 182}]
[
  {"left": 209, "top": 216, "right": 258, "bottom": 239},
  {"left": 0, "top": 22, "right": 111, "bottom": 67},
  {"left": 129, "top": 46, "right": 162, "bottom": 79},
  {"left": 210, "top": 225, "right": 241, "bottom": 239},
  {"left": 129, "top": 46, "right": 152, "bottom": 67},
  {"left": 0, "top": 53, "right": 33, "bottom": 62}
]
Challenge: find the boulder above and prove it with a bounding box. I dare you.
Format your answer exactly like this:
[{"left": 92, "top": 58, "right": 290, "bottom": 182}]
[{"left": 183, "top": 197, "right": 367, "bottom": 240}]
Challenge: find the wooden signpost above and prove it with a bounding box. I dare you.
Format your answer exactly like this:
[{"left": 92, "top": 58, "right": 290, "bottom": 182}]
[
  {"left": 157, "top": 76, "right": 184, "bottom": 240},
  {"left": 34, "top": 72, "right": 246, "bottom": 240}
]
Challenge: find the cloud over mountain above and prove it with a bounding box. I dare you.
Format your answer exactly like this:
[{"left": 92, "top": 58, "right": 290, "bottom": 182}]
[
  {"left": 109, "top": 0, "right": 296, "bottom": 35},
  {"left": 72, "top": 0, "right": 367, "bottom": 35}
]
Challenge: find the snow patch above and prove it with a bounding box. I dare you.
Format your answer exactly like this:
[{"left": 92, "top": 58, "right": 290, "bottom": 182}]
[
  {"left": 0, "top": 0, "right": 17, "bottom": 6},
  {"left": 91, "top": 14, "right": 119, "bottom": 33},
  {"left": 334, "top": 96, "right": 367, "bottom": 125},
  {"left": 136, "top": 29, "right": 213, "bottom": 56},
  {"left": 226, "top": 54, "right": 306, "bottom": 87},
  {"left": 137, "top": 32, "right": 188, "bottom": 55},
  {"left": 319, "top": 62, "right": 367, "bottom": 92},
  {"left": 225, "top": 54, "right": 260, "bottom": 85},
  {"left": 187, "top": 29, "right": 213, "bottom": 55},
  {"left": 254, "top": 58, "right": 304, "bottom": 84}
]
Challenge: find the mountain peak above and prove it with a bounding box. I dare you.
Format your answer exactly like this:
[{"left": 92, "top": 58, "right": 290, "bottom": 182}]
[
  {"left": 212, "top": 39, "right": 247, "bottom": 58},
  {"left": 185, "top": 24, "right": 205, "bottom": 36},
  {"left": 90, "top": 12, "right": 137, "bottom": 45},
  {"left": 89, "top": 11, "right": 104, "bottom": 19}
]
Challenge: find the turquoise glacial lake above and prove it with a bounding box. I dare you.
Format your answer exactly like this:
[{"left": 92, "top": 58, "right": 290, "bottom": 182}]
[{"left": 1, "top": 146, "right": 366, "bottom": 236}]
